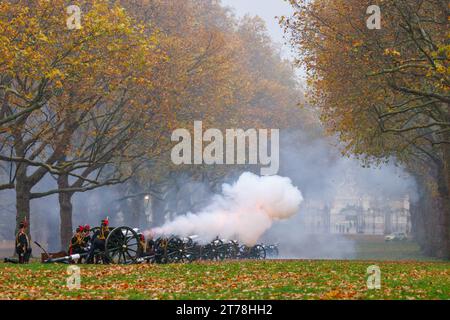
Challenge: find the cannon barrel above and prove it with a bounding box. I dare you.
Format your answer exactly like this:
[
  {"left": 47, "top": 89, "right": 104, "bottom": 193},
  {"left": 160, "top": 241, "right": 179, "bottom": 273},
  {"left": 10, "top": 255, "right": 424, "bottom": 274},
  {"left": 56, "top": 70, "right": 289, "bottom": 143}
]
[
  {"left": 135, "top": 254, "right": 155, "bottom": 264},
  {"left": 44, "top": 253, "right": 87, "bottom": 263}
]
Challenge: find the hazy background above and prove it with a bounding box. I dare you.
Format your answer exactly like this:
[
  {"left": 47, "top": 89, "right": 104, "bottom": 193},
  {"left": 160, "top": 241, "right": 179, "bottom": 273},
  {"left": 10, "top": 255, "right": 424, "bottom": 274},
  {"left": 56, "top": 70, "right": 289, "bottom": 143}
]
[
  {"left": 222, "top": 0, "right": 303, "bottom": 76},
  {"left": 222, "top": 0, "right": 293, "bottom": 46},
  {"left": 0, "top": 0, "right": 417, "bottom": 260}
]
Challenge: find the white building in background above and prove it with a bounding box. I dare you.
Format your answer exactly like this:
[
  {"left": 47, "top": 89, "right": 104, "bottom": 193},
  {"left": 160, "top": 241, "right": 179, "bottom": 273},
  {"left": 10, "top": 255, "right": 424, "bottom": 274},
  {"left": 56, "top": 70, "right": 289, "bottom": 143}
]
[
  {"left": 298, "top": 167, "right": 412, "bottom": 235},
  {"left": 299, "top": 196, "right": 410, "bottom": 236}
]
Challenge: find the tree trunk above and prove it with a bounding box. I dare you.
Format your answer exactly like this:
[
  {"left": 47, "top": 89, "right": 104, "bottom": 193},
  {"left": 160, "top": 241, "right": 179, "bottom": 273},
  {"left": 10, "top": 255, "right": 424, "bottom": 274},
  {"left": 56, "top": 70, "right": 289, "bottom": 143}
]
[
  {"left": 409, "top": 177, "right": 425, "bottom": 249},
  {"left": 14, "top": 165, "right": 31, "bottom": 256},
  {"left": 410, "top": 172, "right": 449, "bottom": 258},
  {"left": 435, "top": 166, "right": 450, "bottom": 259},
  {"left": 15, "top": 165, "right": 31, "bottom": 236},
  {"left": 151, "top": 195, "right": 168, "bottom": 227},
  {"left": 130, "top": 195, "right": 144, "bottom": 228},
  {"left": 440, "top": 130, "right": 450, "bottom": 259},
  {"left": 58, "top": 173, "right": 73, "bottom": 251},
  {"left": 127, "top": 179, "right": 144, "bottom": 228}
]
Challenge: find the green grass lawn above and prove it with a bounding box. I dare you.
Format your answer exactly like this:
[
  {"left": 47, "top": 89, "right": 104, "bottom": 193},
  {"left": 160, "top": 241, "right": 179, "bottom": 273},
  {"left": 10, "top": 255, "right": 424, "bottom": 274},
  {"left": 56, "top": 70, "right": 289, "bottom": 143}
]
[
  {"left": 353, "top": 237, "right": 436, "bottom": 261},
  {"left": 1, "top": 238, "right": 448, "bottom": 300},
  {"left": 0, "top": 259, "right": 448, "bottom": 300}
]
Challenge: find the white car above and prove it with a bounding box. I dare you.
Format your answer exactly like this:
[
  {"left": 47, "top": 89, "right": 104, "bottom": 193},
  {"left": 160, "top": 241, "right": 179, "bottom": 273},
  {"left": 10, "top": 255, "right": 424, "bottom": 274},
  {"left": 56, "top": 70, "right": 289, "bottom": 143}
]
[{"left": 385, "top": 232, "right": 407, "bottom": 242}]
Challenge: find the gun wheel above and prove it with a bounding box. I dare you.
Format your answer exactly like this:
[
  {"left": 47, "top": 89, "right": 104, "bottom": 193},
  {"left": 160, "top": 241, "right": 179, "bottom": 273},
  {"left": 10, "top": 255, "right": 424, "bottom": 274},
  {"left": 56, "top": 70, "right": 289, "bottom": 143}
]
[{"left": 105, "top": 227, "right": 140, "bottom": 264}]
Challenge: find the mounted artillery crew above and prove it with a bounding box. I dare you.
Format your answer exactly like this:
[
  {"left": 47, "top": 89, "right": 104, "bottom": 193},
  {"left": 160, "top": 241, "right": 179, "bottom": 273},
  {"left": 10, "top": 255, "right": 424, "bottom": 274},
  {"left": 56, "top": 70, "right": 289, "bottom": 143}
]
[
  {"left": 69, "top": 226, "right": 85, "bottom": 256},
  {"left": 68, "top": 225, "right": 91, "bottom": 263},
  {"left": 4, "top": 217, "right": 158, "bottom": 265},
  {"left": 3, "top": 215, "right": 274, "bottom": 265},
  {"left": 86, "top": 218, "right": 110, "bottom": 264},
  {"left": 43, "top": 218, "right": 109, "bottom": 264},
  {"left": 82, "top": 225, "right": 91, "bottom": 245}
]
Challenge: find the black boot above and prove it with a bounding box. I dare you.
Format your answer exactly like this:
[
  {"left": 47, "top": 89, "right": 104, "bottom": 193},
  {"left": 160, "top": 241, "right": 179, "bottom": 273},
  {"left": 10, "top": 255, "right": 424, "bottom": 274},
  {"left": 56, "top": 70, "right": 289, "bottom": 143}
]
[
  {"left": 4, "top": 257, "right": 19, "bottom": 264},
  {"left": 24, "top": 248, "right": 32, "bottom": 263}
]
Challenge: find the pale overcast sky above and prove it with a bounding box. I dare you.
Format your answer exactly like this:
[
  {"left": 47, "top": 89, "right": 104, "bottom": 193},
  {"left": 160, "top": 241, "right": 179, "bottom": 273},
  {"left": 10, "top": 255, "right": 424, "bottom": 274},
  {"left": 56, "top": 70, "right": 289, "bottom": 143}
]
[
  {"left": 221, "top": 0, "right": 294, "bottom": 53},
  {"left": 221, "top": 0, "right": 304, "bottom": 79}
]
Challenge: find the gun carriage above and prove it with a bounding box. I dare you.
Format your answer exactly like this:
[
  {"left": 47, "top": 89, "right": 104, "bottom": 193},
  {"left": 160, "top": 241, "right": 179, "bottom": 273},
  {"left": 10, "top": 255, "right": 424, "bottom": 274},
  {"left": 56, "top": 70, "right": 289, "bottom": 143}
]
[
  {"left": 44, "top": 226, "right": 141, "bottom": 265},
  {"left": 263, "top": 244, "right": 279, "bottom": 258},
  {"left": 43, "top": 226, "right": 275, "bottom": 264},
  {"left": 238, "top": 244, "right": 266, "bottom": 260}
]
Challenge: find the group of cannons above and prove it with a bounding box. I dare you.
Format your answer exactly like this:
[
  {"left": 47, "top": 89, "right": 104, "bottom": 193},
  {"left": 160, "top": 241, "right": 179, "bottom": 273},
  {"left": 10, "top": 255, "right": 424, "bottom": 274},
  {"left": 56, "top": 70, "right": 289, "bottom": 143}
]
[
  {"left": 147, "top": 236, "right": 279, "bottom": 264},
  {"left": 44, "top": 226, "right": 279, "bottom": 265}
]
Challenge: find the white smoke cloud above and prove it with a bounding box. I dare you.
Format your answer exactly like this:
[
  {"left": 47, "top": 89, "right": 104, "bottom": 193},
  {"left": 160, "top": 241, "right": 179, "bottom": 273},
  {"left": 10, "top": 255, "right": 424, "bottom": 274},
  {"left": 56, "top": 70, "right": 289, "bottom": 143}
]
[{"left": 150, "top": 172, "right": 303, "bottom": 245}]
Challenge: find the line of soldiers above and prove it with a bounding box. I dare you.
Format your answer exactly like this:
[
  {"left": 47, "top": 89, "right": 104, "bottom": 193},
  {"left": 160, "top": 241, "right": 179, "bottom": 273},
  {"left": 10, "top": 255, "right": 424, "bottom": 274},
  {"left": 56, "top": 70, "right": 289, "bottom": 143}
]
[
  {"left": 69, "top": 218, "right": 110, "bottom": 264},
  {"left": 4, "top": 218, "right": 149, "bottom": 264}
]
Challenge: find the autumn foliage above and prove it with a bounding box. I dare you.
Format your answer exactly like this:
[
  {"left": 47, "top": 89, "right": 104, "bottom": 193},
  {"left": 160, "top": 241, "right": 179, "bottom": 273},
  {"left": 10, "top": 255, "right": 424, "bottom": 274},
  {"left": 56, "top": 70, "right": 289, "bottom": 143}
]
[
  {"left": 283, "top": 0, "right": 449, "bottom": 258},
  {"left": 0, "top": 0, "right": 307, "bottom": 247}
]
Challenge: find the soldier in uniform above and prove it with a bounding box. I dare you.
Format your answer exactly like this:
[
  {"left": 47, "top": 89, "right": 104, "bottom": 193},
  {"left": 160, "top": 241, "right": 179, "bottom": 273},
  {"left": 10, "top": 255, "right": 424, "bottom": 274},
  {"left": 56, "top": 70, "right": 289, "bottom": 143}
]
[
  {"left": 78, "top": 224, "right": 92, "bottom": 263},
  {"left": 83, "top": 224, "right": 91, "bottom": 246},
  {"left": 69, "top": 226, "right": 87, "bottom": 264},
  {"left": 138, "top": 233, "right": 146, "bottom": 257},
  {"left": 15, "top": 220, "right": 32, "bottom": 264},
  {"left": 69, "top": 226, "right": 84, "bottom": 255},
  {"left": 146, "top": 232, "right": 156, "bottom": 257},
  {"left": 86, "top": 219, "right": 110, "bottom": 264}
]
